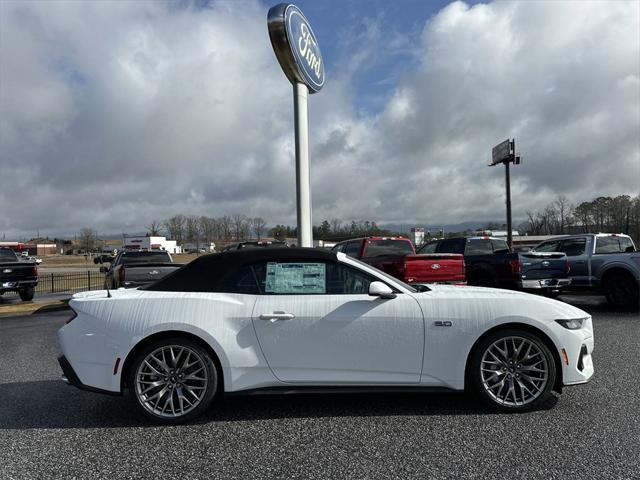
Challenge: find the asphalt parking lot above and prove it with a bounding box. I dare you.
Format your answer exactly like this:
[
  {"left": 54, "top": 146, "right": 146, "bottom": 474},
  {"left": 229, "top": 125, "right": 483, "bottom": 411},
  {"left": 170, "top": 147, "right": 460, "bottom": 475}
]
[{"left": 1, "top": 299, "right": 638, "bottom": 479}]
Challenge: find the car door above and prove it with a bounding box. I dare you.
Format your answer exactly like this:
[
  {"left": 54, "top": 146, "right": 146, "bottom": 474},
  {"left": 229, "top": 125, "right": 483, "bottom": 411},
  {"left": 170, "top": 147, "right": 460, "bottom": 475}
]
[{"left": 251, "top": 259, "right": 425, "bottom": 384}]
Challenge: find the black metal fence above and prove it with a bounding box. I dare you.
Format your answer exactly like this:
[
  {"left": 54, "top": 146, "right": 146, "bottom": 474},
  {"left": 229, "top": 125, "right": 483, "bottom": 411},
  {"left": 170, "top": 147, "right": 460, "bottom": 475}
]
[{"left": 35, "top": 271, "right": 105, "bottom": 294}]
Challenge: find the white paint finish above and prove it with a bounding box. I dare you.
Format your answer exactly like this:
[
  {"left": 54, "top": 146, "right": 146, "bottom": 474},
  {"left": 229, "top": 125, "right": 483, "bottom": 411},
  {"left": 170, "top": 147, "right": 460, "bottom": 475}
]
[
  {"left": 61, "top": 289, "right": 269, "bottom": 392},
  {"left": 414, "top": 285, "right": 594, "bottom": 389},
  {"left": 59, "top": 260, "right": 594, "bottom": 395},
  {"left": 252, "top": 293, "right": 424, "bottom": 383}
]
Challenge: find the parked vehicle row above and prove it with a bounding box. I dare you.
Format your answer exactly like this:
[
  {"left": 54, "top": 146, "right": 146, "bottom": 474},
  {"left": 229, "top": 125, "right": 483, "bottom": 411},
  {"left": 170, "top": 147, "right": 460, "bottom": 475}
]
[
  {"left": 331, "top": 237, "right": 465, "bottom": 285},
  {"left": 419, "top": 236, "right": 571, "bottom": 296},
  {"left": 0, "top": 247, "right": 38, "bottom": 301}
]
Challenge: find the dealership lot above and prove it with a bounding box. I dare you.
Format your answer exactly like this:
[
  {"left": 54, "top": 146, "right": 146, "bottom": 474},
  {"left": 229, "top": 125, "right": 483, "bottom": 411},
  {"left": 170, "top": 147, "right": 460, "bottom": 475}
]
[{"left": 0, "top": 300, "right": 638, "bottom": 479}]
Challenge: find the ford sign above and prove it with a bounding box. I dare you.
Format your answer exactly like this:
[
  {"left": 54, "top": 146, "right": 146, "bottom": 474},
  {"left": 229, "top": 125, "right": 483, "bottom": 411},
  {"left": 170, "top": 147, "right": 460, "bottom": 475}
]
[{"left": 268, "top": 3, "right": 325, "bottom": 93}]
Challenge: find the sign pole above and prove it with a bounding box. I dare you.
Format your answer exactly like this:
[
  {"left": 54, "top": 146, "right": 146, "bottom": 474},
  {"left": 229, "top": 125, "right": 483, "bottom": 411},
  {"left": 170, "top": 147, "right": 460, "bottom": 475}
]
[
  {"left": 505, "top": 159, "right": 512, "bottom": 250},
  {"left": 268, "top": 3, "right": 325, "bottom": 248},
  {"left": 293, "top": 82, "right": 312, "bottom": 247}
]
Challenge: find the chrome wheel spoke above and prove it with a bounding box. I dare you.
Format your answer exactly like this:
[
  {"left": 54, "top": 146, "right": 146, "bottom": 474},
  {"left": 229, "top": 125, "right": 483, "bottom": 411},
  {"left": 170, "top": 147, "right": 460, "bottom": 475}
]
[{"left": 135, "top": 345, "right": 208, "bottom": 418}]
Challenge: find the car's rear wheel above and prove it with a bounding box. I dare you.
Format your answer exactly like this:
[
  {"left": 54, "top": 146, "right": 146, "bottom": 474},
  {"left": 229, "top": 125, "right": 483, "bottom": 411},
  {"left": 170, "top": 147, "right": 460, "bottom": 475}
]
[
  {"left": 128, "top": 338, "right": 218, "bottom": 423},
  {"left": 19, "top": 287, "right": 35, "bottom": 302},
  {"left": 470, "top": 329, "right": 556, "bottom": 412}
]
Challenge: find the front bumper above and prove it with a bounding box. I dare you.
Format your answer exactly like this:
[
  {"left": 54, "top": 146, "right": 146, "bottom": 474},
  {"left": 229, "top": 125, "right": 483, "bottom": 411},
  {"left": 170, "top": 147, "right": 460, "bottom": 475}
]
[{"left": 520, "top": 278, "right": 571, "bottom": 290}]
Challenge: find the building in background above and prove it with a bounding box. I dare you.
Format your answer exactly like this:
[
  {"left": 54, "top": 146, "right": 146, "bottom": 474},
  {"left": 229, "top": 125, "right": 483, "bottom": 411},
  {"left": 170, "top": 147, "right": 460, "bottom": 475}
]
[
  {"left": 410, "top": 227, "right": 425, "bottom": 247},
  {"left": 122, "top": 235, "right": 182, "bottom": 254}
]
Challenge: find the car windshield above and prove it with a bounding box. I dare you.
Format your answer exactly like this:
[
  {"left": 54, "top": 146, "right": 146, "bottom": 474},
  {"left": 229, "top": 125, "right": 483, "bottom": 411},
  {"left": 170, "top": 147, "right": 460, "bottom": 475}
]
[
  {"left": 364, "top": 240, "right": 414, "bottom": 257},
  {"left": 0, "top": 249, "right": 18, "bottom": 262},
  {"left": 120, "top": 252, "right": 170, "bottom": 264},
  {"left": 345, "top": 256, "right": 419, "bottom": 293}
]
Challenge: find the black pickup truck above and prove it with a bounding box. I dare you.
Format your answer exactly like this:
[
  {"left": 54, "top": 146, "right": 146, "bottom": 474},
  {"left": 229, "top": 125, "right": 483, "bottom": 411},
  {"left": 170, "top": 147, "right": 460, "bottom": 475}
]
[
  {"left": 418, "top": 236, "right": 571, "bottom": 294},
  {"left": 0, "top": 247, "right": 38, "bottom": 301},
  {"left": 102, "top": 250, "right": 182, "bottom": 289}
]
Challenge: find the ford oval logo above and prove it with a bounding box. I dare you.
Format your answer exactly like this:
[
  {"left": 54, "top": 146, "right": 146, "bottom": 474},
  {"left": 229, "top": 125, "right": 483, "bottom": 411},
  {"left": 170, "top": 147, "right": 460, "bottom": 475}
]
[
  {"left": 268, "top": 3, "right": 325, "bottom": 93},
  {"left": 285, "top": 5, "right": 324, "bottom": 91}
]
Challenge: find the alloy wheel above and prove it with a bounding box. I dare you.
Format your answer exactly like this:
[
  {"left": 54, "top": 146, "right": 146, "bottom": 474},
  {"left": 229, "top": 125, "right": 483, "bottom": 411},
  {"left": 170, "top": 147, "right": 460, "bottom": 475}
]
[
  {"left": 480, "top": 336, "right": 549, "bottom": 407},
  {"left": 134, "top": 345, "right": 209, "bottom": 418}
]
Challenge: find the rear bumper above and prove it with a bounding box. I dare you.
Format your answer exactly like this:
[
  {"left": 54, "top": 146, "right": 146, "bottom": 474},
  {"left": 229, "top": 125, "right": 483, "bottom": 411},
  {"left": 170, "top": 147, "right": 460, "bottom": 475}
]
[
  {"left": 519, "top": 278, "right": 571, "bottom": 290},
  {"left": 57, "top": 355, "right": 121, "bottom": 396},
  {"left": 0, "top": 279, "right": 37, "bottom": 291}
]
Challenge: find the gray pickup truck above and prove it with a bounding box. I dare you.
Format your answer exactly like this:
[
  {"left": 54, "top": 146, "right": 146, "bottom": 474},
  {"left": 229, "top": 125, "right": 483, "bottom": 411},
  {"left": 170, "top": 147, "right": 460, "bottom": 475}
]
[
  {"left": 0, "top": 247, "right": 38, "bottom": 301},
  {"left": 102, "top": 250, "right": 182, "bottom": 289},
  {"left": 533, "top": 233, "right": 640, "bottom": 309}
]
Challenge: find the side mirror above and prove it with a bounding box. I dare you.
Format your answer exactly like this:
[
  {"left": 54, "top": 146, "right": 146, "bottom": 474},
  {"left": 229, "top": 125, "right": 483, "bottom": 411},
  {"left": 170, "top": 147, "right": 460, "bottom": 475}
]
[
  {"left": 369, "top": 281, "right": 396, "bottom": 299},
  {"left": 99, "top": 266, "right": 108, "bottom": 274}
]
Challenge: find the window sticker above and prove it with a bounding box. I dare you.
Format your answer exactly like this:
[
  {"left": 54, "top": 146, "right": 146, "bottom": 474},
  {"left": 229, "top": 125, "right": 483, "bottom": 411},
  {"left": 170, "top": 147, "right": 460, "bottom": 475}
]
[{"left": 265, "top": 262, "right": 326, "bottom": 294}]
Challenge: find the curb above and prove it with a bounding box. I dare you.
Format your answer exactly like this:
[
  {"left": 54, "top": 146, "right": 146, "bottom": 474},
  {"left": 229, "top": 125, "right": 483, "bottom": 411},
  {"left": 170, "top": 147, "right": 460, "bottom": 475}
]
[{"left": 0, "top": 299, "right": 70, "bottom": 318}]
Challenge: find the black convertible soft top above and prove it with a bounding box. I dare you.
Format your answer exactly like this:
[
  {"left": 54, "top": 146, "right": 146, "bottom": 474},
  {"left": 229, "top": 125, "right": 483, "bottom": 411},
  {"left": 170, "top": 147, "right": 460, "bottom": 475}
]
[{"left": 143, "top": 247, "right": 339, "bottom": 292}]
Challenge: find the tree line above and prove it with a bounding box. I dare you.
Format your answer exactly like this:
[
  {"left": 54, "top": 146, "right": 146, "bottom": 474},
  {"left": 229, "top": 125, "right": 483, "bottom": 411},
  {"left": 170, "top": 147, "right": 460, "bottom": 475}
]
[
  {"left": 521, "top": 194, "right": 640, "bottom": 243},
  {"left": 150, "top": 216, "right": 400, "bottom": 244}
]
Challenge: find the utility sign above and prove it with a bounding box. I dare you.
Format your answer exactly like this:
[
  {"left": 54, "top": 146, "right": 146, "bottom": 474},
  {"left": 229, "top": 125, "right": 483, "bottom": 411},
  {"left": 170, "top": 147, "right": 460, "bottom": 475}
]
[{"left": 491, "top": 139, "right": 513, "bottom": 165}]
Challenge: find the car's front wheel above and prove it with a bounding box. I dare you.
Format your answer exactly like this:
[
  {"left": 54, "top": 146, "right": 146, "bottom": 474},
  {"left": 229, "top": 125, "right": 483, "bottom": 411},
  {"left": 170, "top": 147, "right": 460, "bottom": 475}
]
[
  {"left": 128, "top": 338, "right": 218, "bottom": 423},
  {"left": 469, "top": 329, "right": 557, "bottom": 412}
]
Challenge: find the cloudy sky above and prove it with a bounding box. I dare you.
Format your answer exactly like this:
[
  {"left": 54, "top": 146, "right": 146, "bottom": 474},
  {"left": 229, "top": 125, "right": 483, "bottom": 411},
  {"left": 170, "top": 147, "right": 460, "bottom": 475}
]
[{"left": 1, "top": 0, "right": 638, "bottom": 239}]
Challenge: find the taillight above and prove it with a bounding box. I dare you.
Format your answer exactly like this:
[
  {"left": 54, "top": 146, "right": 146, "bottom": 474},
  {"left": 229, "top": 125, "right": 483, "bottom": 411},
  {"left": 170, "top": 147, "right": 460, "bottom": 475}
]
[
  {"left": 65, "top": 309, "right": 77, "bottom": 324},
  {"left": 32, "top": 266, "right": 38, "bottom": 276},
  {"left": 118, "top": 266, "right": 125, "bottom": 283},
  {"left": 508, "top": 259, "right": 521, "bottom": 274}
]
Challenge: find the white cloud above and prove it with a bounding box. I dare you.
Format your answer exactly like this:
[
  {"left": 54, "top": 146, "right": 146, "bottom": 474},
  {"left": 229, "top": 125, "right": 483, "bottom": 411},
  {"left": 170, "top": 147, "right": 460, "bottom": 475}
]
[{"left": 0, "top": 0, "right": 638, "bottom": 239}]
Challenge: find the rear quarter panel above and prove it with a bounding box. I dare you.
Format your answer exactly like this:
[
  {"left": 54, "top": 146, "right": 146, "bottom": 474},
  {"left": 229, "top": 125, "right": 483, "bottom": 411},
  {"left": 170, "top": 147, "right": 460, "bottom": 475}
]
[{"left": 61, "top": 291, "right": 274, "bottom": 393}]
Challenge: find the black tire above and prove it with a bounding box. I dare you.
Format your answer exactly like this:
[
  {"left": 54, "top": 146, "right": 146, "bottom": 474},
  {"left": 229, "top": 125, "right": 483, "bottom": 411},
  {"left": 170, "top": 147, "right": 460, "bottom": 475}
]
[
  {"left": 603, "top": 272, "right": 639, "bottom": 310},
  {"left": 128, "top": 337, "right": 218, "bottom": 424},
  {"left": 469, "top": 329, "right": 557, "bottom": 412},
  {"left": 19, "top": 287, "right": 35, "bottom": 302}
]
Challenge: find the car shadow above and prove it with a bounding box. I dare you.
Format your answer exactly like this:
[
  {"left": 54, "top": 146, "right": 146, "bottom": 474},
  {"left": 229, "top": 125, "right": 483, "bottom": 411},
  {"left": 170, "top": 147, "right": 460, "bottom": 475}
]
[{"left": 0, "top": 379, "right": 496, "bottom": 430}]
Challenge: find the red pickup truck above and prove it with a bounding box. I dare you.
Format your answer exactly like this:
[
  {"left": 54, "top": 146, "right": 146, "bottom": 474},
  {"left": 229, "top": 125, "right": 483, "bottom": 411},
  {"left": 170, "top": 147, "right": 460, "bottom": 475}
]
[{"left": 331, "top": 237, "right": 466, "bottom": 284}]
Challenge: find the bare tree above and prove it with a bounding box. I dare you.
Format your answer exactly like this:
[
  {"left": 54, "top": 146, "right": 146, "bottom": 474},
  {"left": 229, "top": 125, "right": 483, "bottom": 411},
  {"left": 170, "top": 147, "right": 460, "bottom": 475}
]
[
  {"left": 185, "top": 215, "right": 200, "bottom": 243},
  {"left": 219, "top": 215, "right": 233, "bottom": 241},
  {"left": 554, "top": 195, "right": 571, "bottom": 234},
  {"left": 145, "top": 220, "right": 163, "bottom": 236},
  {"left": 232, "top": 214, "right": 248, "bottom": 241},
  {"left": 251, "top": 217, "right": 267, "bottom": 240},
  {"left": 78, "top": 227, "right": 96, "bottom": 253},
  {"left": 164, "top": 215, "right": 186, "bottom": 243}
]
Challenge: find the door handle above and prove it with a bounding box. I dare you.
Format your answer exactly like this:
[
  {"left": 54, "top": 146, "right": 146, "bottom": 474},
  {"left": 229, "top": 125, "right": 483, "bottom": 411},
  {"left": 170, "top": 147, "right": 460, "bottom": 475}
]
[{"left": 259, "top": 311, "right": 295, "bottom": 322}]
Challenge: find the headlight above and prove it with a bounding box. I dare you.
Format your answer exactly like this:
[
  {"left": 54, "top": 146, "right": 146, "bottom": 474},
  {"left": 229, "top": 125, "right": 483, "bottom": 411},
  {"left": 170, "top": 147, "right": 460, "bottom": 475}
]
[{"left": 555, "top": 318, "right": 588, "bottom": 330}]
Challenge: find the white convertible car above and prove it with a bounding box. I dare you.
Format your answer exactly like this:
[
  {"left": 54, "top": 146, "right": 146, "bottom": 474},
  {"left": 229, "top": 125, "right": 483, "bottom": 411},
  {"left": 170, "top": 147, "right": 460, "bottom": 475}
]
[{"left": 58, "top": 248, "right": 594, "bottom": 423}]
